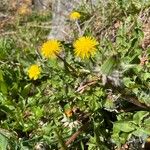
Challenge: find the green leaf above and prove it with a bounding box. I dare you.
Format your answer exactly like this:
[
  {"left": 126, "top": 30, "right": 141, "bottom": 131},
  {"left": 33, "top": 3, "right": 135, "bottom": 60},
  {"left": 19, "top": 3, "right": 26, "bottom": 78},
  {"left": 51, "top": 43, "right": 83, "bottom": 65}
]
[
  {"left": 104, "top": 99, "right": 115, "bottom": 110},
  {"left": 0, "top": 105, "right": 14, "bottom": 115},
  {"left": 113, "top": 121, "right": 135, "bottom": 133},
  {"left": 133, "top": 111, "right": 149, "bottom": 125},
  {"left": 0, "top": 133, "right": 8, "bottom": 150},
  {"left": 132, "top": 0, "right": 142, "bottom": 10},
  {"left": 100, "top": 55, "right": 118, "bottom": 75},
  {"left": 123, "top": 77, "right": 135, "bottom": 88},
  {"left": 0, "top": 70, "right": 4, "bottom": 82},
  {"left": 132, "top": 127, "right": 150, "bottom": 137},
  {"left": 119, "top": 132, "right": 131, "bottom": 144},
  {"left": 21, "top": 84, "right": 31, "bottom": 97},
  {"left": 142, "top": 73, "right": 150, "bottom": 81},
  {"left": 64, "top": 104, "right": 71, "bottom": 111},
  {"left": 20, "top": 146, "right": 29, "bottom": 150},
  {"left": 0, "top": 82, "right": 7, "bottom": 94},
  {"left": 144, "top": 118, "right": 150, "bottom": 126},
  {"left": 32, "top": 106, "right": 44, "bottom": 119}
]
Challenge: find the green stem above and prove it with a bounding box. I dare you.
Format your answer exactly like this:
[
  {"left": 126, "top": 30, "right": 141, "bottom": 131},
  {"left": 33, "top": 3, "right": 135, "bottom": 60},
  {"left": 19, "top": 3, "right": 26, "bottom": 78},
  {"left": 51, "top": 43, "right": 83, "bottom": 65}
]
[
  {"left": 56, "top": 54, "right": 78, "bottom": 77},
  {"left": 54, "top": 129, "right": 67, "bottom": 150}
]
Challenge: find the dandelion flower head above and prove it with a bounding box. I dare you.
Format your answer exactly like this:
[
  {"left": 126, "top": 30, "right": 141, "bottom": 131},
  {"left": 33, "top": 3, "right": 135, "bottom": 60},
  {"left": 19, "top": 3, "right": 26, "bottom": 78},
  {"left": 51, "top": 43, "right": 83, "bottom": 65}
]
[
  {"left": 41, "top": 40, "right": 61, "bottom": 58},
  {"left": 73, "top": 36, "right": 98, "bottom": 59},
  {"left": 70, "top": 11, "right": 81, "bottom": 20},
  {"left": 28, "top": 64, "right": 41, "bottom": 80}
]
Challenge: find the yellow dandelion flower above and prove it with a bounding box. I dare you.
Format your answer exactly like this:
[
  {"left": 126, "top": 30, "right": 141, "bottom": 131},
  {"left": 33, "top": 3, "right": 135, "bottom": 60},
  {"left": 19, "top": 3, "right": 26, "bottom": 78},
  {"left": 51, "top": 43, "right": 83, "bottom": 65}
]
[
  {"left": 28, "top": 64, "right": 41, "bottom": 80},
  {"left": 73, "top": 36, "right": 98, "bottom": 59},
  {"left": 70, "top": 11, "right": 81, "bottom": 20},
  {"left": 41, "top": 40, "right": 61, "bottom": 59}
]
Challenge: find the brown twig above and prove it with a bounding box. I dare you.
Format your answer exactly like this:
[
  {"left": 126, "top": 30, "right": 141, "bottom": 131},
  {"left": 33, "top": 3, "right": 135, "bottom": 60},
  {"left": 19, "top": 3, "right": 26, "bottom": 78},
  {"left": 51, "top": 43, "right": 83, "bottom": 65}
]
[
  {"left": 122, "top": 94, "right": 149, "bottom": 109},
  {"left": 64, "top": 123, "right": 89, "bottom": 148},
  {"left": 76, "top": 79, "right": 99, "bottom": 93}
]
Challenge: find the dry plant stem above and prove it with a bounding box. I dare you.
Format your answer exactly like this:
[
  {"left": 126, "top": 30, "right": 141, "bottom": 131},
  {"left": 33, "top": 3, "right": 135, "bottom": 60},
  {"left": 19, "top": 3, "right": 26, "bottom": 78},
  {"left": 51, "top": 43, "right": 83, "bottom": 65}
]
[
  {"left": 63, "top": 123, "right": 89, "bottom": 149},
  {"left": 75, "top": 20, "right": 82, "bottom": 36},
  {"left": 82, "top": 15, "right": 95, "bottom": 35},
  {"left": 0, "top": 60, "right": 9, "bottom": 65},
  {"left": 0, "top": 31, "right": 16, "bottom": 36},
  {"left": 34, "top": 49, "right": 50, "bottom": 69},
  {"left": 56, "top": 54, "right": 78, "bottom": 77},
  {"left": 76, "top": 79, "right": 99, "bottom": 93},
  {"left": 120, "top": 107, "right": 147, "bottom": 112},
  {"left": 122, "top": 95, "right": 149, "bottom": 109}
]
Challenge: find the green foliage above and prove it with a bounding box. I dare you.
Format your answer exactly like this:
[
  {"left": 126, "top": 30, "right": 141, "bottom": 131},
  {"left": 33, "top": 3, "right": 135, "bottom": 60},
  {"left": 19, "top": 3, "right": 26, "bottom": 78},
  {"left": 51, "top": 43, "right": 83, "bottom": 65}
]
[
  {"left": 0, "top": 0, "right": 150, "bottom": 149},
  {"left": 0, "top": 133, "right": 8, "bottom": 150}
]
